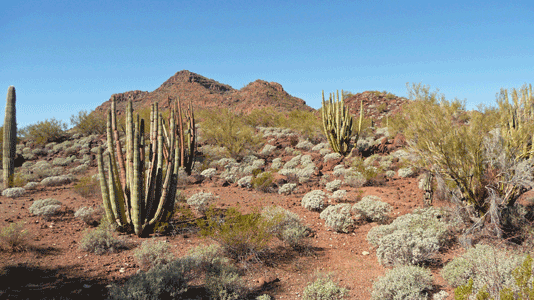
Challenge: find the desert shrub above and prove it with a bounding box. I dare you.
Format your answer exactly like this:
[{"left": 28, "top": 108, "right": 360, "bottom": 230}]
[
  {"left": 323, "top": 152, "right": 342, "bottom": 163},
  {"left": 197, "top": 207, "right": 275, "bottom": 261},
  {"left": 325, "top": 179, "right": 342, "bottom": 192},
  {"left": 198, "top": 108, "right": 263, "bottom": 159},
  {"left": 79, "top": 225, "right": 127, "bottom": 255},
  {"left": 40, "top": 175, "right": 72, "bottom": 187},
  {"left": 401, "top": 82, "right": 534, "bottom": 222},
  {"left": 319, "top": 204, "right": 354, "bottom": 233},
  {"left": 204, "top": 263, "right": 247, "bottom": 300},
  {"left": 187, "top": 244, "right": 229, "bottom": 271},
  {"left": 0, "top": 222, "right": 29, "bottom": 251},
  {"left": 397, "top": 167, "right": 414, "bottom": 178},
  {"left": 201, "top": 167, "right": 217, "bottom": 178},
  {"left": 441, "top": 244, "right": 523, "bottom": 298},
  {"left": 70, "top": 110, "right": 106, "bottom": 135},
  {"left": 367, "top": 207, "right": 451, "bottom": 266},
  {"left": 302, "top": 275, "right": 348, "bottom": 300},
  {"left": 282, "top": 110, "right": 323, "bottom": 142},
  {"left": 28, "top": 198, "right": 62, "bottom": 220},
  {"left": 296, "top": 139, "right": 314, "bottom": 151},
  {"left": 352, "top": 195, "right": 391, "bottom": 223},
  {"left": 52, "top": 156, "right": 75, "bottom": 166},
  {"left": 73, "top": 175, "right": 100, "bottom": 198},
  {"left": 302, "top": 190, "right": 327, "bottom": 211},
  {"left": 134, "top": 239, "right": 175, "bottom": 271},
  {"left": 19, "top": 118, "right": 68, "bottom": 145},
  {"left": 24, "top": 182, "right": 39, "bottom": 190},
  {"left": 251, "top": 171, "right": 274, "bottom": 192},
  {"left": 278, "top": 183, "right": 297, "bottom": 195},
  {"left": 108, "top": 257, "right": 195, "bottom": 300},
  {"left": 1, "top": 187, "right": 25, "bottom": 198},
  {"left": 262, "top": 206, "right": 308, "bottom": 247},
  {"left": 237, "top": 176, "right": 253, "bottom": 188},
  {"left": 74, "top": 206, "right": 99, "bottom": 225},
  {"left": 329, "top": 190, "right": 347, "bottom": 202},
  {"left": 256, "top": 295, "right": 272, "bottom": 300},
  {"left": 371, "top": 265, "right": 433, "bottom": 300},
  {"left": 187, "top": 192, "right": 217, "bottom": 215}
]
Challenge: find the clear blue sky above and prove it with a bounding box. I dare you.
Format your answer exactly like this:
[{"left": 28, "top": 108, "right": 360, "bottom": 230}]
[{"left": 2, "top": 0, "right": 533, "bottom": 129}]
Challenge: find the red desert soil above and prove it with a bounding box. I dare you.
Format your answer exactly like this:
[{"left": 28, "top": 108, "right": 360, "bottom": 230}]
[{"left": 0, "top": 145, "right": 463, "bottom": 299}]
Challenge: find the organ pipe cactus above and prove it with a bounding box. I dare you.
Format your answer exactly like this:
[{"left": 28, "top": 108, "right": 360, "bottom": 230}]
[
  {"left": 97, "top": 97, "right": 195, "bottom": 236},
  {"left": 3, "top": 86, "right": 16, "bottom": 189},
  {"left": 321, "top": 90, "right": 363, "bottom": 156}
]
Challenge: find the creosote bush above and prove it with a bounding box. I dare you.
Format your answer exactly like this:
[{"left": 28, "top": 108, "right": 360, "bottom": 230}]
[
  {"left": 19, "top": 118, "right": 68, "bottom": 145},
  {"left": 198, "top": 108, "right": 264, "bottom": 159},
  {"left": 251, "top": 171, "right": 274, "bottom": 192},
  {"left": 70, "top": 110, "right": 106, "bottom": 135},
  {"left": 197, "top": 207, "right": 276, "bottom": 261},
  {"left": 0, "top": 222, "right": 29, "bottom": 252}
]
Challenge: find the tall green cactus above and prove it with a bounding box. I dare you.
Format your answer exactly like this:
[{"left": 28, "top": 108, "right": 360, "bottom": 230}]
[
  {"left": 3, "top": 86, "right": 17, "bottom": 189},
  {"left": 321, "top": 90, "right": 363, "bottom": 156},
  {"left": 97, "top": 97, "right": 194, "bottom": 237}
]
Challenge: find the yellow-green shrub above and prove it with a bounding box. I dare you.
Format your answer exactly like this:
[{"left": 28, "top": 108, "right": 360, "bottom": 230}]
[
  {"left": 198, "top": 108, "right": 263, "bottom": 159},
  {"left": 20, "top": 118, "right": 68, "bottom": 145},
  {"left": 70, "top": 110, "right": 106, "bottom": 135}
]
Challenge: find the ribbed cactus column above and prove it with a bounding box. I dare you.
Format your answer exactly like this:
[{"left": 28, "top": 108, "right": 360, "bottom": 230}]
[
  {"left": 3, "top": 86, "right": 17, "bottom": 189},
  {"left": 321, "top": 90, "right": 362, "bottom": 156}
]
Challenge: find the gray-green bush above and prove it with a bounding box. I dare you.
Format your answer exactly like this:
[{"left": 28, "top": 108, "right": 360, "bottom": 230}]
[{"left": 371, "top": 265, "right": 433, "bottom": 300}]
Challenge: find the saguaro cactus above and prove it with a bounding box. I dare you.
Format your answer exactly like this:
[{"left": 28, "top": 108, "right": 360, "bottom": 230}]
[
  {"left": 3, "top": 86, "right": 17, "bottom": 189},
  {"left": 321, "top": 90, "right": 363, "bottom": 156},
  {"left": 97, "top": 97, "right": 195, "bottom": 236}
]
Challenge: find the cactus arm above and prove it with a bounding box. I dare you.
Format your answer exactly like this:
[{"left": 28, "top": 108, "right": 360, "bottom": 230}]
[
  {"left": 3, "top": 86, "right": 16, "bottom": 189},
  {"left": 131, "top": 117, "right": 143, "bottom": 236},
  {"left": 106, "top": 110, "right": 128, "bottom": 226},
  {"left": 111, "top": 96, "right": 127, "bottom": 193},
  {"left": 97, "top": 147, "right": 114, "bottom": 224}
]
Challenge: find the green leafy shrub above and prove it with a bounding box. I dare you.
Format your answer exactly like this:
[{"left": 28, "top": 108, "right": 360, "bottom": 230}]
[
  {"left": 302, "top": 275, "right": 348, "bottom": 300},
  {"left": 198, "top": 108, "right": 263, "bottom": 159},
  {"left": 319, "top": 204, "right": 354, "bottom": 233},
  {"left": 0, "top": 222, "right": 29, "bottom": 251},
  {"left": 134, "top": 239, "right": 175, "bottom": 271},
  {"left": 70, "top": 110, "right": 106, "bottom": 135},
  {"left": 79, "top": 225, "right": 127, "bottom": 255},
  {"left": 371, "top": 265, "right": 433, "bottom": 300},
  {"left": 20, "top": 118, "right": 68, "bottom": 145},
  {"left": 197, "top": 207, "right": 275, "bottom": 261},
  {"left": 108, "top": 257, "right": 195, "bottom": 300},
  {"left": 73, "top": 175, "right": 100, "bottom": 198}
]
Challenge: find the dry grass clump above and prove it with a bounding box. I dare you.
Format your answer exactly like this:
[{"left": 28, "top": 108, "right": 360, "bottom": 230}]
[
  {"left": 73, "top": 175, "right": 100, "bottom": 198},
  {"left": 0, "top": 222, "right": 29, "bottom": 252}
]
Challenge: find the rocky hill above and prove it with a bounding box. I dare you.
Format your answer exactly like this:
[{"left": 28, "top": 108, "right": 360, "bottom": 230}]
[
  {"left": 341, "top": 91, "right": 410, "bottom": 126},
  {"left": 94, "top": 70, "right": 313, "bottom": 116}
]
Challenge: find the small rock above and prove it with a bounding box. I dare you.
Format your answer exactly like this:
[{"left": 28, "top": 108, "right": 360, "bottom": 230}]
[
  {"left": 83, "top": 284, "right": 91, "bottom": 289},
  {"left": 119, "top": 268, "right": 126, "bottom": 273},
  {"left": 362, "top": 251, "right": 370, "bottom": 256}
]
